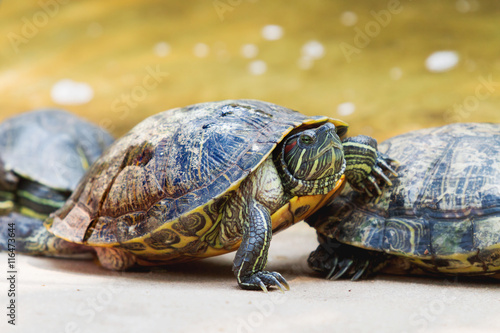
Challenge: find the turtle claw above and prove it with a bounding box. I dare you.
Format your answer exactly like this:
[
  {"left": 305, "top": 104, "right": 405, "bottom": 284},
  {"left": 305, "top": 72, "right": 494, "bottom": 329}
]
[
  {"left": 275, "top": 280, "right": 287, "bottom": 294},
  {"left": 279, "top": 277, "right": 291, "bottom": 292},
  {"left": 259, "top": 281, "right": 268, "bottom": 293},
  {"left": 358, "top": 182, "right": 373, "bottom": 197},
  {"left": 325, "top": 256, "right": 339, "bottom": 279},
  {"left": 331, "top": 259, "right": 354, "bottom": 280},
  {"left": 351, "top": 261, "right": 370, "bottom": 281},
  {"left": 308, "top": 241, "right": 386, "bottom": 281},
  {"left": 355, "top": 181, "right": 375, "bottom": 198},
  {"left": 239, "top": 271, "right": 290, "bottom": 292},
  {"left": 367, "top": 175, "right": 382, "bottom": 196},
  {"left": 357, "top": 153, "right": 398, "bottom": 197},
  {"left": 372, "top": 166, "right": 392, "bottom": 186},
  {"left": 377, "top": 153, "right": 398, "bottom": 177}
]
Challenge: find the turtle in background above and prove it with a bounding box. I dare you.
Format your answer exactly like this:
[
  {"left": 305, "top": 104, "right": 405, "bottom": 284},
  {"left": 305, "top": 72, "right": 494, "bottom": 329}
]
[
  {"left": 307, "top": 123, "right": 500, "bottom": 280},
  {"left": 0, "top": 109, "right": 114, "bottom": 256},
  {"left": 39, "top": 100, "right": 396, "bottom": 292}
]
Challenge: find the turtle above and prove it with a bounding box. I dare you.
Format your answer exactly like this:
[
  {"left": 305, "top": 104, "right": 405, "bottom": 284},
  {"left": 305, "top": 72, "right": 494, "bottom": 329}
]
[
  {"left": 0, "top": 109, "right": 114, "bottom": 256},
  {"left": 39, "top": 100, "right": 395, "bottom": 292},
  {"left": 306, "top": 122, "right": 500, "bottom": 280}
]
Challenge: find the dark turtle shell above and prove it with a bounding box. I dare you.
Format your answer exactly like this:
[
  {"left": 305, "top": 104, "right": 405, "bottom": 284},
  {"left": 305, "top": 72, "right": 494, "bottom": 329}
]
[
  {"left": 312, "top": 123, "right": 500, "bottom": 274},
  {"left": 48, "top": 100, "right": 348, "bottom": 250},
  {"left": 0, "top": 110, "right": 113, "bottom": 256},
  {"left": 0, "top": 109, "right": 114, "bottom": 191}
]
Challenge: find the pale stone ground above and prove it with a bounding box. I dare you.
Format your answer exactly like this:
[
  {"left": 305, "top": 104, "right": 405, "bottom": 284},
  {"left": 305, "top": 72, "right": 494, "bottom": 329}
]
[{"left": 1, "top": 223, "right": 499, "bottom": 333}]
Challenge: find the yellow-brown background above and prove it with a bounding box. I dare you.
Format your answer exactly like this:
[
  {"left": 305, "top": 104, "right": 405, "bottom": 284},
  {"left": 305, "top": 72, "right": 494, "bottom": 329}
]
[{"left": 1, "top": 0, "right": 499, "bottom": 140}]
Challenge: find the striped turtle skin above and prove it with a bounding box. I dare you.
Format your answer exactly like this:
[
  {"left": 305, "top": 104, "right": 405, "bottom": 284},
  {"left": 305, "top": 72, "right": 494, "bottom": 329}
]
[
  {"left": 44, "top": 100, "right": 394, "bottom": 291},
  {"left": 0, "top": 109, "right": 114, "bottom": 255},
  {"left": 307, "top": 123, "right": 500, "bottom": 279}
]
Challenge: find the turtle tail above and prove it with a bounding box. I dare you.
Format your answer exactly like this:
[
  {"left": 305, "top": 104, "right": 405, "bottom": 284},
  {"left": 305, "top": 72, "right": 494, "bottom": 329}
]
[{"left": 0, "top": 213, "right": 93, "bottom": 257}]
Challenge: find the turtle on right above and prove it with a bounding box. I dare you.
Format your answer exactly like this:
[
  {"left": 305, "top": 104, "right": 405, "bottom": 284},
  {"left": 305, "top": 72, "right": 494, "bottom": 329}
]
[{"left": 306, "top": 123, "right": 500, "bottom": 280}]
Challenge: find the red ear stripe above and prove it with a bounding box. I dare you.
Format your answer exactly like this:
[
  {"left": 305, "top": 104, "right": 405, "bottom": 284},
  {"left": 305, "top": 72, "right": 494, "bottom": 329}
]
[{"left": 284, "top": 140, "right": 297, "bottom": 154}]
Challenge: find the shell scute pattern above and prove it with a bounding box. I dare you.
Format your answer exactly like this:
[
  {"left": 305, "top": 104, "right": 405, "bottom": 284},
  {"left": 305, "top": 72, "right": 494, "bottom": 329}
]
[
  {"left": 237, "top": 148, "right": 267, "bottom": 172},
  {"left": 88, "top": 216, "right": 119, "bottom": 244},
  {"left": 120, "top": 242, "right": 147, "bottom": 252},
  {"left": 479, "top": 247, "right": 500, "bottom": 270},
  {"left": 475, "top": 215, "right": 500, "bottom": 249},
  {"left": 378, "top": 124, "right": 500, "bottom": 220},
  {"left": 114, "top": 212, "right": 148, "bottom": 242},
  {"left": 429, "top": 218, "right": 474, "bottom": 255},
  {"left": 144, "top": 229, "right": 181, "bottom": 250},
  {"left": 172, "top": 212, "right": 207, "bottom": 236},
  {"left": 381, "top": 217, "right": 431, "bottom": 256}
]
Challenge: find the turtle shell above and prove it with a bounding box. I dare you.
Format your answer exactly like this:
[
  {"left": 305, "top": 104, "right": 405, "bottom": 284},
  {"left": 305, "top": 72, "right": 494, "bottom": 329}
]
[
  {"left": 313, "top": 123, "right": 500, "bottom": 274},
  {"left": 0, "top": 109, "right": 114, "bottom": 191},
  {"left": 48, "top": 100, "right": 348, "bottom": 257}
]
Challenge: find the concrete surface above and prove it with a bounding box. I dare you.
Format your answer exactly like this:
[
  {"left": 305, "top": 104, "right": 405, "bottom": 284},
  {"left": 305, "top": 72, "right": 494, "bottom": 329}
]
[{"left": 1, "top": 223, "right": 499, "bottom": 333}]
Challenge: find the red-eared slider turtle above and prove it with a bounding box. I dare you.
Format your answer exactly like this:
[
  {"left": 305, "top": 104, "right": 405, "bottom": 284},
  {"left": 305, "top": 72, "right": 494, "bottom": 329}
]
[
  {"left": 307, "top": 123, "right": 500, "bottom": 280},
  {"left": 42, "top": 100, "right": 394, "bottom": 291},
  {"left": 0, "top": 109, "right": 114, "bottom": 255}
]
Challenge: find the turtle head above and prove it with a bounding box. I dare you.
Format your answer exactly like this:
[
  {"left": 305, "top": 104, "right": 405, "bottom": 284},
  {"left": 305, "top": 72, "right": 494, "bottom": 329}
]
[{"left": 279, "top": 122, "right": 346, "bottom": 196}]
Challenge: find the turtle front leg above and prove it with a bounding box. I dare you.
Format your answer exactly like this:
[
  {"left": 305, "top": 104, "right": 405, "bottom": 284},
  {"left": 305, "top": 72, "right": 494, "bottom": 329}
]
[
  {"left": 342, "top": 135, "right": 398, "bottom": 197},
  {"left": 232, "top": 201, "right": 289, "bottom": 292}
]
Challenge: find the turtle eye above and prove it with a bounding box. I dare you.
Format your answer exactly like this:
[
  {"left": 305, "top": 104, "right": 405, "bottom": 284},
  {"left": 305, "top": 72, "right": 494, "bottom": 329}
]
[{"left": 300, "top": 134, "right": 315, "bottom": 145}]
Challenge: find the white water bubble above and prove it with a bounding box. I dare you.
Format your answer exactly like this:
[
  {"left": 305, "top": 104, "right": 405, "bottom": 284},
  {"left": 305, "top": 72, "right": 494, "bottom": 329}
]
[
  {"left": 301, "top": 40, "right": 325, "bottom": 60},
  {"left": 87, "top": 22, "right": 103, "bottom": 38},
  {"left": 425, "top": 51, "right": 459, "bottom": 72},
  {"left": 455, "top": 0, "right": 479, "bottom": 13},
  {"left": 154, "top": 42, "right": 171, "bottom": 57},
  {"left": 340, "top": 11, "right": 358, "bottom": 26},
  {"left": 337, "top": 102, "right": 356, "bottom": 116},
  {"left": 248, "top": 60, "right": 267, "bottom": 75},
  {"left": 297, "top": 56, "right": 314, "bottom": 70},
  {"left": 214, "top": 41, "right": 230, "bottom": 62},
  {"left": 193, "top": 43, "right": 210, "bottom": 58},
  {"left": 50, "top": 79, "right": 94, "bottom": 105},
  {"left": 241, "top": 44, "right": 258, "bottom": 58},
  {"left": 261, "top": 25, "right": 283, "bottom": 41},
  {"left": 390, "top": 67, "right": 403, "bottom": 80},
  {"left": 456, "top": 0, "right": 471, "bottom": 12}
]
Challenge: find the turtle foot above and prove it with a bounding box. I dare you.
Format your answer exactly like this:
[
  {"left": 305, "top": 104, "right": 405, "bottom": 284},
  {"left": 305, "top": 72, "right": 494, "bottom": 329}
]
[
  {"left": 355, "top": 152, "right": 398, "bottom": 197},
  {"left": 238, "top": 271, "right": 290, "bottom": 293},
  {"left": 343, "top": 135, "right": 398, "bottom": 197},
  {"left": 308, "top": 240, "right": 386, "bottom": 281},
  {"left": 95, "top": 247, "right": 136, "bottom": 270}
]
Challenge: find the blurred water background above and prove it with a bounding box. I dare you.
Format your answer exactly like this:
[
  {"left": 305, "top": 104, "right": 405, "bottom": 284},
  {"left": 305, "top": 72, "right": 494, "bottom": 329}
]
[{"left": 1, "top": 0, "right": 499, "bottom": 140}]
